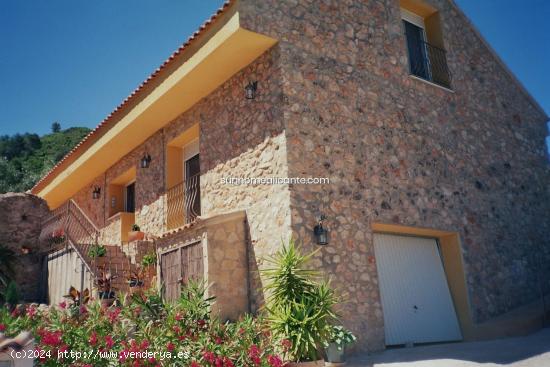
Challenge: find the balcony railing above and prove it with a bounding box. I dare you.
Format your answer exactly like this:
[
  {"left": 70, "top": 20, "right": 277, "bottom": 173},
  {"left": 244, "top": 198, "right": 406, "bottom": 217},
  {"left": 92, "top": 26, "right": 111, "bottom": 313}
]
[
  {"left": 408, "top": 40, "right": 451, "bottom": 89},
  {"left": 166, "top": 173, "right": 201, "bottom": 230}
]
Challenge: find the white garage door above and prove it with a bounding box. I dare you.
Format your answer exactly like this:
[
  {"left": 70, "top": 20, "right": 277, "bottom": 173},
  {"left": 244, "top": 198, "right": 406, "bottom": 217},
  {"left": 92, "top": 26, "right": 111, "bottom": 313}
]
[{"left": 374, "top": 233, "right": 462, "bottom": 345}]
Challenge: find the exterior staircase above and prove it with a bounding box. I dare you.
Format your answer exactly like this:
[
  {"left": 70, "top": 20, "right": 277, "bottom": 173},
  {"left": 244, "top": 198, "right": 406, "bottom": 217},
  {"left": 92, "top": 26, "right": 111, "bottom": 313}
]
[{"left": 40, "top": 199, "right": 138, "bottom": 297}]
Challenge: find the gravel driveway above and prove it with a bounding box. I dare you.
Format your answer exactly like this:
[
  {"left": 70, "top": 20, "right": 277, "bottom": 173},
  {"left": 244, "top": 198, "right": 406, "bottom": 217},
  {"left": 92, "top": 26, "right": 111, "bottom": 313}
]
[{"left": 346, "top": 328, "right": 550, "bottom": 367}]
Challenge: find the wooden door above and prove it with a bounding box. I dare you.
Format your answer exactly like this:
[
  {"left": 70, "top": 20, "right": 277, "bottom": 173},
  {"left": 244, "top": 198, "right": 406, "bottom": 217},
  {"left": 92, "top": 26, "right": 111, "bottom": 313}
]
[{"left": 161, "top": 242, "right": 204, "bottom": 302}]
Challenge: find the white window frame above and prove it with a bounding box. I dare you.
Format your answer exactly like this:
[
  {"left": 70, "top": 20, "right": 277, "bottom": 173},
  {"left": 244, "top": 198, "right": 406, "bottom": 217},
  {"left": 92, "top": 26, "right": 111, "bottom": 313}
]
[
  {"left": 182, "top": 138, "right": 199, "bottom": 181},
  {"left": 401, "top": 8, "right": 425, "bottom": 29}
]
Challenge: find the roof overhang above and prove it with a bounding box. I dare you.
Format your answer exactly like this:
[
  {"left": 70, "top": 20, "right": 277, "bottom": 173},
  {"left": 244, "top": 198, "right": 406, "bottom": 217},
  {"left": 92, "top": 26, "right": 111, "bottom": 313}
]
[{"left": 33, "top": 10, "right": 277, "bottom": 209}]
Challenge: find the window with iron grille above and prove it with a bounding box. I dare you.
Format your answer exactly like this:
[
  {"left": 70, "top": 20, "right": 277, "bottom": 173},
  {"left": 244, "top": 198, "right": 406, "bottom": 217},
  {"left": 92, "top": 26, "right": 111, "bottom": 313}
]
[{"left": 402, "top": 8, "right": 451, "bottom": 89}]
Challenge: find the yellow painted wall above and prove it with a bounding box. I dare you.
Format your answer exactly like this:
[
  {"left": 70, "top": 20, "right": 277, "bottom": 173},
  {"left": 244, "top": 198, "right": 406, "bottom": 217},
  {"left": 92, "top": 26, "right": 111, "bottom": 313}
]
[
  {"left": 167, "top": 146, "right": 183, "bottom": 189},
  {"left": 166, "top": 123, "right": 199, "bottom": 189}
]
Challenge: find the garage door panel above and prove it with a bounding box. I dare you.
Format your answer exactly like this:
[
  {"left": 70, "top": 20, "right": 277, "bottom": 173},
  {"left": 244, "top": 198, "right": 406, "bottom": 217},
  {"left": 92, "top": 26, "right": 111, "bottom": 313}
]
[{"left": 374, "top": 233, "right": 462, "bottom": 345}]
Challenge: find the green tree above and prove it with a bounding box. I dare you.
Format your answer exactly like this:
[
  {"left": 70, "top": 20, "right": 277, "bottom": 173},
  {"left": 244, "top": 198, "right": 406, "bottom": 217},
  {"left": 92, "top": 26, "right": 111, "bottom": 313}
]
[
  {"left": 0, "top": 126, "right": 90, "bottom": 193},
  {"left": 51, "top": 121, "right": 61, "bottom": 133}
]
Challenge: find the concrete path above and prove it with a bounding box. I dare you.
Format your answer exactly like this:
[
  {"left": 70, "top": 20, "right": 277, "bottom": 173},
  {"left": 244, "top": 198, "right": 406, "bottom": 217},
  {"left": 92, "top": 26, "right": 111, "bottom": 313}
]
[{"left": 346, "top": 328, "right": 550, "bottom": 367}]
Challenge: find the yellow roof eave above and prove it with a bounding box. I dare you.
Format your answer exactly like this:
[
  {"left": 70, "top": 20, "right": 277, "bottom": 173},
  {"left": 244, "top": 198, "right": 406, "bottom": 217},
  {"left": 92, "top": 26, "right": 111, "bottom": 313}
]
[{"left": 36, "top": 11, "right": 277, "bottom": 209}]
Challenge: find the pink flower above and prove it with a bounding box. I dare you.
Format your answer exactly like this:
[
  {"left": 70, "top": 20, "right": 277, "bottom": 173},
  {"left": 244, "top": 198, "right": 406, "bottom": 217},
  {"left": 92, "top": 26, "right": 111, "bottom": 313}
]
[
  {"left": 59, "top": 301, "right": 67, "bottom": 309},
  {"left": 281, "top": 339, "right": 292, "bottom": 352},
  {"left": 175, "top": 313, "right": 183, "bottom": 321},
  {"left": 203, "top": 351, "right": 215, "bottom": 363},
  {"left": 267, "top": 355, "right": 283, "bottom": 367},
  {"left": 190, "top": 362, "right": 200, "bottom": 367},
  {"left": 40, "top": 330, "right": 62, "bottom": 346},
  {"left": 166, "top": 342, "right": 175, "bottom": 352},
  {"left": 104, "top": 335, "right": 114, "bottom": 349},
  {"left": 0, "top": 324, "right": 5, "bottom": 332},
  {"left": 108, "top": 308, "right": 121, "bottom": 323},
  {"left": 248, "top": 344, "right": 261, "bottom": 366},
  {"left": 79, "top": 305, "right": 88, "bottom": 315},
  {"left": 89, "top": 331, "right": 97, "bottom": 346},
  {"left": 26, "top": 305, "right": 37, "bottom": 318}
]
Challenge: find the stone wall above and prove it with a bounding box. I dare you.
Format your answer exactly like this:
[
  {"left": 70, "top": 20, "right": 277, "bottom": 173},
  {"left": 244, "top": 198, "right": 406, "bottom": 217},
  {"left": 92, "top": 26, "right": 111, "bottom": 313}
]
[
  {"left": 156, "top": 211, "right": 249, "bottom": 321},
  {"left": 0, "top": 193, "right": 49, "bottom": 302},
  {"left": 239, "top": 0, "right": 550, "bottom": 351},
  {"left": 69, "top": 47, "right": 291, "bottom": 310},
  {"left": 164, "top": 49, "right": 291, "bottom": 312},
  {"left": 59, "top": 0, "right": 550, "bottom": 352}
]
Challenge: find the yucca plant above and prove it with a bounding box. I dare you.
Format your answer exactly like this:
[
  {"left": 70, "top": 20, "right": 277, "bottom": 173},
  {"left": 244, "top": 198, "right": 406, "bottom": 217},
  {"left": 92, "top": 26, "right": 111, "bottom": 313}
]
[{"left": 261, "top": 239, "right": 338, "bottom": 362}]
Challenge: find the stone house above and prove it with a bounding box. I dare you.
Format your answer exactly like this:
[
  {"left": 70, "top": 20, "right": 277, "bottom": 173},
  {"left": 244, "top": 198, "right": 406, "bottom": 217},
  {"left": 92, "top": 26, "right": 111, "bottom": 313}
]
[{"left": 31, "top": 0, "right": 550, "bottom": 351}]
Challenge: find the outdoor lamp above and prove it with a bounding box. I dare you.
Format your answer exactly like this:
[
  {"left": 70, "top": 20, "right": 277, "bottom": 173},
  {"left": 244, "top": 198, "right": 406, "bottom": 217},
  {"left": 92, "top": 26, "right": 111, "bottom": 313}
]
[
  {"left": 245, "top": 81, "right": 258, "bottom": 99},
  {"left": 140, "top": 153, "right": 152, "bottom": 168},
  {"left": 92, "top": 186, "right": 101, "bottom": 200},
  {"left": 314, "top": 214, "right": 328, "bottom": 246}
]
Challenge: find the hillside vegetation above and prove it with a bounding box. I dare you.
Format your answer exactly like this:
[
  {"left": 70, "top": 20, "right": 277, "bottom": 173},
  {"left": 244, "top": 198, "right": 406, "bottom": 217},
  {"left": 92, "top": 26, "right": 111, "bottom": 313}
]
[{"left": 0, "top": 127, "right": 91, "bottom": 193}]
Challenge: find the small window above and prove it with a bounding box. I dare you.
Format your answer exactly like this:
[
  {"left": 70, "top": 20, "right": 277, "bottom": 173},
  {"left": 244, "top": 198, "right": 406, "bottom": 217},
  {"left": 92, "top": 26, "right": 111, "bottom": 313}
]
[
  {"left": 125, "top": 182, "right": 135, "bottom": 213},
  {"left": 401, "top": 6, "right": 451, "bottom": 88}
]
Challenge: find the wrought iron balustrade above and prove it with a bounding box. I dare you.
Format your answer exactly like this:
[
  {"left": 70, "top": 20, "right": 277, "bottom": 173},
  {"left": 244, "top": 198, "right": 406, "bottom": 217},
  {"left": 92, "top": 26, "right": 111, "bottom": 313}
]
[
  {"left": 166, "top": 173, "right": 201, "bottom": 230},
  {"left": 408, "top": 40, "right": 451, "bottom": 89},
  {"left": 40, "top": 200, "right": 100, "bottom": 275}
]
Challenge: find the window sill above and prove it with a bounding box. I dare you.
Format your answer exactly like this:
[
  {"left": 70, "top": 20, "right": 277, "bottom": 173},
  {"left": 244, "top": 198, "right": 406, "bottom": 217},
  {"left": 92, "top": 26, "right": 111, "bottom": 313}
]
[{"left": 409, "top": 75, "right": 454, "bottom": 93}]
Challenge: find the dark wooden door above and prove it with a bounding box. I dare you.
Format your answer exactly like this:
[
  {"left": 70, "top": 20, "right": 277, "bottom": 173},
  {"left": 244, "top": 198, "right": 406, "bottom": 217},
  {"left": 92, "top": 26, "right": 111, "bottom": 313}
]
[
  {"left": 181, "top": 242, "right": 204, "bottom": 285},
  {"left": 161, "top": 242, "right": 204, "bottom": 302},
  {"left": 161, "top": 248, "right": 181, "bottom": 301}
]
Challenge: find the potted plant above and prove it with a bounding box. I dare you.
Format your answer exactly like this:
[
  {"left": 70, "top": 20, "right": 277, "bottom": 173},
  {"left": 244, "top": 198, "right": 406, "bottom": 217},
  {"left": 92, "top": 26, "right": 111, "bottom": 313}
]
[
  {"left": 87, "top": 243, "right": 106, "bottom": 258},
  {"left": 141, "top": 252, "right": 157, "bottom": 279},
  {"left": 261, "top": 240, "right": 338, "bottom": 366},
  {"left": 51, "top": 228, "right": 66, "bottom": 245},
  {"left": 324, "top": 326, "right": 356, "bottom": 366},
  {"left": 128, "top": 224, "right": 145, "bottom": 242},
  {"left": 127, "top": 268, "right": 145, "bottom": 288},
  {"left": 96, "top": 270, "right": 117, "bottom": 307}
]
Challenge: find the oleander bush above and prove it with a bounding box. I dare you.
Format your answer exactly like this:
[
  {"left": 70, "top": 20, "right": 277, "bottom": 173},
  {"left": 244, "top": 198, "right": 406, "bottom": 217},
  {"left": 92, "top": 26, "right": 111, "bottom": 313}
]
[{"left": 0, "top": 280, "right": 287, "bottom": 367}]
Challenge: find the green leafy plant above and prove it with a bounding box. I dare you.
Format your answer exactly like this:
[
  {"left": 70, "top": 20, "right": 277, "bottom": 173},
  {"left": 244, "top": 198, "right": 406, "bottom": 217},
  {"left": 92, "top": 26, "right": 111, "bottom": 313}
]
[
  {"left": 0, "top": 245, "right": 15, "bottom": 301},
  {"left": 176, "top": 278, "right": 215, "bottom": 323},
  {"left": 96, "top": 270, "right": 116, "bottom": 299},
  {"left": 141, "top": 252, "right": 156, "bottom": 267},
  {"left": 127, "top": 267, "right": 145, "bottom": 287},
  {"left": 326, "top": 325, "right": 356, "bottom": 350},
  {"left": 87, "top": 244, "right": 106, "bottom": 258},
  {"left": 0, "top": 280, "right": 285, "bottom": 367},
  {"left": 131, "top": 224, "right": 140, "bottom": 231},
  {"left": 4, "top": 281, "right": 19, "bottom": 307},
  {"left": 261, "top": 239, "right": 338, "bottom": 362}
]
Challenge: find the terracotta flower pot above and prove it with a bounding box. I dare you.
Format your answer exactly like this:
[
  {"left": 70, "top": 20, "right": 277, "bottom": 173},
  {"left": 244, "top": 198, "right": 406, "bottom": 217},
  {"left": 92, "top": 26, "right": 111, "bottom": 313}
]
[
  {"left": 289, "top": 360, "right": 325, "bottom": 367},
  {"left": 128, "top": 231, "right": 145, "bottom": 242}
]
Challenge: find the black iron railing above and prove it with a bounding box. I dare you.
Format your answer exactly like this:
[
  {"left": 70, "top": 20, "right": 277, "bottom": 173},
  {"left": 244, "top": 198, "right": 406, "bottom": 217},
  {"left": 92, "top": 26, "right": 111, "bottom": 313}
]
[
  {"left": 408, "top": 40, "right": 451, "bottom": 89},
  {"left": 166, "top": 173, "right": 201, "bottom": 230}
]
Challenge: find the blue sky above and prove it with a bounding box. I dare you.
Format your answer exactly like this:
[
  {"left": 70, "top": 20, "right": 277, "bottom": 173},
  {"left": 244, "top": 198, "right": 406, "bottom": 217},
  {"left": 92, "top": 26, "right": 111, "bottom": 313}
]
[{"left": 0, "top": 0, "right": 549, "bottom": 139}]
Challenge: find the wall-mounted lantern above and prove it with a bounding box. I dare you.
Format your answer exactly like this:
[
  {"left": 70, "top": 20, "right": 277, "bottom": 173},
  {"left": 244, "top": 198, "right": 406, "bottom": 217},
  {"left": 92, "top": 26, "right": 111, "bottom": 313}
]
[
  {"left": 245, "top": 81, "right": 258, "bottom": 100},
  {"left": 92, "top": 186, "right": 101, "bottom": 200},
  {"left": 313, "top": 214, "right": 328, "bottom": 246},
  {"left": 140, "top": 153, "right": 152, "bottom": 168}
]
